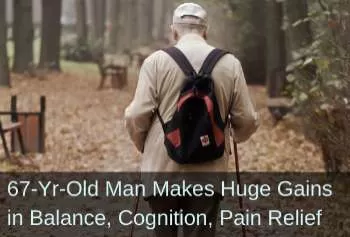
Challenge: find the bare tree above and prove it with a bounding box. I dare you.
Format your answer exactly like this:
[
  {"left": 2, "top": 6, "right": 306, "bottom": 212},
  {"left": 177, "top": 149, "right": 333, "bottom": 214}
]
[
  {"left": 39, "top": 0, "right": 62, "bottom": 71},
  {"left": 137, "top": 0, "right": 154, "bottom": 46},
  {"left": 107, "top": 0, "right": 121, "bottom": 53},
  {"left": 0, "top": 0, "right": 10, "bottom": 86},
  {"left": 265, "top": 0, "right": 290, "bottom": 122},
  {"left": 283, "top": 0, "right": 313, "bottom": 63},
  {"left": 226, "top": 0, "right": 266, "bottom": 84},
  {"left": 12, "top": 0, "right": 33, "bottom": 73},
  {"left": 90, "top": 0, "right": 106, "bottom": 47},
  {"left": 152, "top": 0, "right": 167, "bottom": 41},
  {"left": 121, "top": 0, "right": 133, "bottom": 50},
  {"left": 164, "top": 0, "right": 174, "bottom": 42},
  {"left": 266, "top": 0, "right": 286, "bottom": 96},
  {"left": 75, "top": 0, "right": 88, "bottom": 46},
  {"left": 130, "top": 0, "right": 139, "bottom": 48},
  {"left": 283, "top": 0, "right": 315, "bottom": 83},
  {"left": 147, "top": 0, "right": 155, "bottom": 43}
]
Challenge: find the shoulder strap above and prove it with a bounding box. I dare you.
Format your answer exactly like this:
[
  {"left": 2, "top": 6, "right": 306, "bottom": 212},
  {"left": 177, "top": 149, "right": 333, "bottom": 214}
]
[
  {"left": 162, "top": 47, "right": 196, "bottom": 77},
  {"left": 199, "top": 48, "right": 229, "bottom": 75}
]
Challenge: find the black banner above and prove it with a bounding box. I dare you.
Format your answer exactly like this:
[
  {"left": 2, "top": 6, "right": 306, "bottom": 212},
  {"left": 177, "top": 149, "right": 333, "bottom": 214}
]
[{"left": 0, "top": 172, "right": 349, "bottom": 236}]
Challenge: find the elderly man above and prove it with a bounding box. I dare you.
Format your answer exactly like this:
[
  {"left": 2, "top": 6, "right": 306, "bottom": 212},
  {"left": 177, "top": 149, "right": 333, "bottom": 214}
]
[{"left": 125, "top": 2, "right": 258, "bottom": 236}]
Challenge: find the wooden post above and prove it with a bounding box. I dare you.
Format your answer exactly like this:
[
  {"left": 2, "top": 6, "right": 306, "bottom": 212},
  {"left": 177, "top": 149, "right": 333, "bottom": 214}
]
[
  {"left": 10, "top": 95, "right": 17, "bottom": 152},
  {"left": 39, "top": 96, "right": 46, "bottom": 153},
  {"left": 0, "top": 121, "right": 11, "bottom": 159}
]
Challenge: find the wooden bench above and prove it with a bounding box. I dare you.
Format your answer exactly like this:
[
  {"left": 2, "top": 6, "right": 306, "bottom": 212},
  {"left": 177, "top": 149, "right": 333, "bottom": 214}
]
[
  {"left": 97, "top": 63, "right": 128, "bottom": 90},
  {"left": 131, "top": 41, "right": 170, "bottom": 70},
  {"left": 0, "top": 121, "right": 25, "bottom": 159},
  {"left": 0, "top": 96, "right": 46, "bottom": 158},
  {"left": 96, "top": 53, "right": 129, "bottom": 90}
]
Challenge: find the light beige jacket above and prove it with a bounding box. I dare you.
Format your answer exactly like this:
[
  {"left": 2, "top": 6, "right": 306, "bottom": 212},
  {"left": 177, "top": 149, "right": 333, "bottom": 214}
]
[{"left": 125, "top": 34, "right": 259, "bottom": 173}]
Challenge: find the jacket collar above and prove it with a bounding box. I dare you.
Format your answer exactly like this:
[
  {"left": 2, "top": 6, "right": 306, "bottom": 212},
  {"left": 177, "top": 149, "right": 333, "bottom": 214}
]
[{"left": 176, "top": 33, "right": 207, "bottom": 46}]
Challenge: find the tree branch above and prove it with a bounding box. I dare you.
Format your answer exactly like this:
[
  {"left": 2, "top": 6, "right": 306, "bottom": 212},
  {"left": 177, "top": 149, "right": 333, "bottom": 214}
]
[{"left": 318, "top": 0, "right": 327, "bottom": 11}]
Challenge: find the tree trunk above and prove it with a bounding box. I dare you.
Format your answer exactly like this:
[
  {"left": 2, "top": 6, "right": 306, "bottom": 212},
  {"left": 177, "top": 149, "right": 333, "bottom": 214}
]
[
  {"left": 136, "top": 0, "right": 145, "bottom": 46},
  {"left": 12, "top": 0, "right": 33, "bottom": 73},
  {"left": 91, "top": 0, "right": 106, "bottom": 47},
  {"left": 266, "top": 0, "right": 286, "bottom": 98},
  {"left": 147, "top": 0, "right": 155, "bottom": 43},
  {"left": 75, "top": 0, "right": 88, "bottom": 46},
  {"left": 137, "top": 0, "right": 154, "bottom": 46},
  {"left": 130, "top": 0, "right": 139, "bottom": 48},
  {"left": 283, "top": 0, "right": 313, "bottom": 62},
  {"left": 265, "top": 0, "right": 291, "bottom": 122},
  {"left": 0, "top": 0, "right": 10, "bottom": 87},
  {"left": 164, "top": 0, "right": 173, "bottom": 42},
  {"left": 107, "top": 0, "right": 121, "bottom": 53},
  {"left": 39, "top": 0, "right": 62, "bottom": 71},
  {"left": 245, "top": 0, "right": 266, "bottom": 84},
  {"left": 152, "top": 0, "right": 167, "bottom": 41},
  {"left": 122, "top": 0, "right": 133, "bottom": 50},
  {"left": 284, "top": 0, "right": 314, "bottom": 79},
  {"left": 227, "top": 0, "right": 266, "bottom": 84}
]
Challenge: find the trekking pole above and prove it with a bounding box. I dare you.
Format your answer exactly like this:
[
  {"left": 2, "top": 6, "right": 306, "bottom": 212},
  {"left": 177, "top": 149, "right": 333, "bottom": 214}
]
[
  {"left": 229, "top": 116, "right": 247, "bottom": 237},
  {"left": 129, "top": 173, "right": 141, "bottom": 237},
  {"left": 233, "top": 141, "right": 247, "bottom": 237}
]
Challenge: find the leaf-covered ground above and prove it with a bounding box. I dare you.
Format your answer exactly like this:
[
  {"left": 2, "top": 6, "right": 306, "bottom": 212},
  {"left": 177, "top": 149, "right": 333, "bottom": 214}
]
[{"left": 0, "top": 63, "right": 325, "bottom": 172}]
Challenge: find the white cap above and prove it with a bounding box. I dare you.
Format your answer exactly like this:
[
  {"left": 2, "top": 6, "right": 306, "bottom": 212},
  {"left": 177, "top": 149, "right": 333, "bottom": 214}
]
[{"left": 172, "top": 3, "right": 208, "bottom": 26}]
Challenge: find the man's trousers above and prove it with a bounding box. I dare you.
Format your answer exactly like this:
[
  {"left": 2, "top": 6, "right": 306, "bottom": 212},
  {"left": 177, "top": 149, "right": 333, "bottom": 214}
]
[{"left": 147, "top": 195, "right": 221, "bottom": 237}]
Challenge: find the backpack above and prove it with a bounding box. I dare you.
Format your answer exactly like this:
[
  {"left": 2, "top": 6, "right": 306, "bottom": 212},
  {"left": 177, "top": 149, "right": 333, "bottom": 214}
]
[{"left": 156, "top": 47, "right": 229, "bottom": 164}]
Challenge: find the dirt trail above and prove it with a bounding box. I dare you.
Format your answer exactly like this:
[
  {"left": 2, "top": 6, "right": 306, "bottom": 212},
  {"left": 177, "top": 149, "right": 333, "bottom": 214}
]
[{"left": 0, "top": 70, "right": 324, "bottom": 172}]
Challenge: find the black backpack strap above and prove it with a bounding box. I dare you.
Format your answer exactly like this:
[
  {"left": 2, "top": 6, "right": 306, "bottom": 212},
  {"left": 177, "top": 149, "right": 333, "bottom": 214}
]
[
  {"left": 199, "top": 48, "right": 229, "bottom": 75},
  {"left": 157, "top": 47, "right": 196, "bottom": 131},
  {"left": 162, "top": 47, "right": 196, "bottom": 77},
  {"left": 199, "top": 48, "right": 230, "bottom": 125},
  {"left": 155, "top": 108, "right": 166, "bottom": 131}
]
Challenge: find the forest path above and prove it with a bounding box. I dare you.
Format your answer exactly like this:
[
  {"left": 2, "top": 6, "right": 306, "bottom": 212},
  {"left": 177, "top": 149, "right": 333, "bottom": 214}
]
[{"left": 0, "top": 70, "right": 324, "bottom": 172}]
